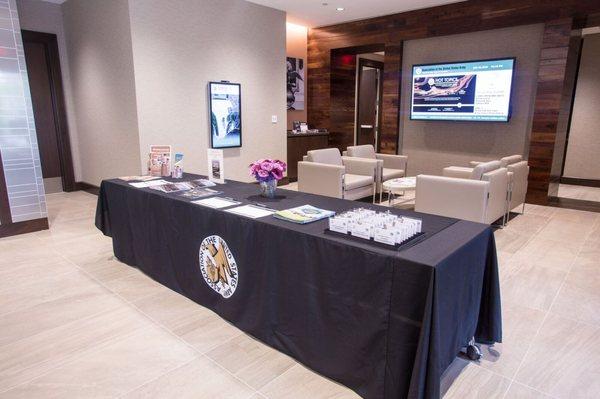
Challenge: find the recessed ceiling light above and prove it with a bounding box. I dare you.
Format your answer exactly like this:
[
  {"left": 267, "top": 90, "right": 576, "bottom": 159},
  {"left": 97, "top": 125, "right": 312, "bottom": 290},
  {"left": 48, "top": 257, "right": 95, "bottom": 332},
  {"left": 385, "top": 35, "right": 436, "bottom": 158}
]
[{"left": 336, "top": 7, "right": 345, "bottom": 11}]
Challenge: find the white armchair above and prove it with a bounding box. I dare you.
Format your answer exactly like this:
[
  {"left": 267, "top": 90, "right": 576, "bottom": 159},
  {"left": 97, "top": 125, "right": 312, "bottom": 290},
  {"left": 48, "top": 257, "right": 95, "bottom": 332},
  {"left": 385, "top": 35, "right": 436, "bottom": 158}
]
[
  {"left": 415, "top": 161, "right": 509, "bottom": 225},
  {"left": 298, "top": 148, "right": 378, "bottom": 202},
  {"left": 343, "top": 145, "right": 408, "bottom": 202},
  {"left": 466, "top": 155, "right": 529, "bottom": 214}
]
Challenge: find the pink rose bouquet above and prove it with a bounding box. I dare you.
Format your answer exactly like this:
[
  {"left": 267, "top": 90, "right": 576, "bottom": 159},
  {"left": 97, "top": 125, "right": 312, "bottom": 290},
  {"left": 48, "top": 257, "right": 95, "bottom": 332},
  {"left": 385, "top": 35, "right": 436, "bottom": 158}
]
[{"left": 249, "top": 159, "right": 287, "bottom": 182}]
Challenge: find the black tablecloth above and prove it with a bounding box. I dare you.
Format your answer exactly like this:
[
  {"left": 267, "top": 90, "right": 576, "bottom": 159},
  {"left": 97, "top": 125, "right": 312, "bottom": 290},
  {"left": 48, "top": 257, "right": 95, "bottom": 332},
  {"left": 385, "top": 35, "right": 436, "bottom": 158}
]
[{"left": 95, "top": 174, "right": 501, "bottom": 399}]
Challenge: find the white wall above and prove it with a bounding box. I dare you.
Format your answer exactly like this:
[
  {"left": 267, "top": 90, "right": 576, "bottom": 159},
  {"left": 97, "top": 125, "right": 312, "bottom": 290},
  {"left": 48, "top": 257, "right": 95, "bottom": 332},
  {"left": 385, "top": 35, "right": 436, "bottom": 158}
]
[
  {"left": 563, "top": 33, "right": 600, "bottom": 180},
  {"left": 128, "top": 0, "right": 287, "bottom": 182},
  {"left": 16, "top": 0, "right": 82, "bottom": 182},
  {"left": 62, "top": 0, "right": 141, "bottom": 186},
  {"left": 399, "top": 24, "right": 544, "bottom": 176}
]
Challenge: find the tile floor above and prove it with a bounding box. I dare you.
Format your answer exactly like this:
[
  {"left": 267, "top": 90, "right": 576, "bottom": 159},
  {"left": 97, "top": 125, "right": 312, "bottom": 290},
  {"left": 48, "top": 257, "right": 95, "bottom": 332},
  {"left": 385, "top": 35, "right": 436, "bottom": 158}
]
[
  {"left": 0, "top": 191, "right": 599, "bottom": 398},
  {"left": 558, "top": 184, "right": 600, "bottom": 202}
]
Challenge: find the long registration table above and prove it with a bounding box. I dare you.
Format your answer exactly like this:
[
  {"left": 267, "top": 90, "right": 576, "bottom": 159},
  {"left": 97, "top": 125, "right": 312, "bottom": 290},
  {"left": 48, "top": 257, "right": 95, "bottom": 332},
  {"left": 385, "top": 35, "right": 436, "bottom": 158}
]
[{"left": 95, "top": 174, "right": 501, "bottom": 399}]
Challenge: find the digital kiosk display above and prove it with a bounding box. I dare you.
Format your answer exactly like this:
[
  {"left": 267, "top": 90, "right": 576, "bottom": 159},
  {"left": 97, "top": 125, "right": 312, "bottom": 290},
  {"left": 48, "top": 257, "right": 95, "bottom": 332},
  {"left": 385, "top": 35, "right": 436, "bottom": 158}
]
[
  {"left": 410, "top": 58, "right": 515, "bottom": 122},
  {"left": 209, "top": 82, "right": 242, "bottom": 149}
]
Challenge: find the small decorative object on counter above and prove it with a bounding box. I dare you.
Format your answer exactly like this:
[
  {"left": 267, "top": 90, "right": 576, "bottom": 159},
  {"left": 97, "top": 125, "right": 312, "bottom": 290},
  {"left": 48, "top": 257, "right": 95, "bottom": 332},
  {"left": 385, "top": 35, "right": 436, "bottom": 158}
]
[
  {"left": 171, "top": 153, "right": 184, "bottom": 178},
  {"left": 249, "top": 159, "right": 287, "bottom": 199},
  {"left": 148, "top": 145, "right": 172, "bottom": 177}
]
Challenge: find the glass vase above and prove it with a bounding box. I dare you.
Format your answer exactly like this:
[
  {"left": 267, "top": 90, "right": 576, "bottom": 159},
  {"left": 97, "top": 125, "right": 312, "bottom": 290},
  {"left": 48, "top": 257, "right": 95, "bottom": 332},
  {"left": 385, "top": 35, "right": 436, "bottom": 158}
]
[{"left": 260, "top": 179, "right": 277, "bottom": 199}]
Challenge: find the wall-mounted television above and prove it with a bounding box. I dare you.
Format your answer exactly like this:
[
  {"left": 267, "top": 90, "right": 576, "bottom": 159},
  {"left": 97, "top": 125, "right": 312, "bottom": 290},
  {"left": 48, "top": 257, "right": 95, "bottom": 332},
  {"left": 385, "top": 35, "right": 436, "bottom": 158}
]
[
  {"left": 410, "top": 58, "right": 515, "bottom": 122},
  {"left": 209, "top": 81, "right": 242, "bottom": 149}
]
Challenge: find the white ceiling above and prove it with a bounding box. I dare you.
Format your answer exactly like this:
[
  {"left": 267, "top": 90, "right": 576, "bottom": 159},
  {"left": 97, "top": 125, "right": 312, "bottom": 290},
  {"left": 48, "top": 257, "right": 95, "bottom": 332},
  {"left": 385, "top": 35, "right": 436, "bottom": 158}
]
[
  {"left": 246, "top": 0, "right": 464, "bottom": 27},
  {"left": 39, "top": 0, "right": 464, "bottom": 28}
]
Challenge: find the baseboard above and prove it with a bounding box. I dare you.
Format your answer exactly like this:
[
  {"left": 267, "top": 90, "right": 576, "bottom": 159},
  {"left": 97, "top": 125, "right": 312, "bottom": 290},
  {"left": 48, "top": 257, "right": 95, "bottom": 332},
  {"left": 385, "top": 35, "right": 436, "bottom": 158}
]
[
  {"left": 0, "top": 217, "right": 49, "bottom": 238},
  {"left": 548, "top": 196, "right": 600, "bottom": 213},
  {"left": 560, "top": 177, "right": 600, "bottom": 188},
  {"left": 75, "top": 181, "right": 100, "bottom": 195}
]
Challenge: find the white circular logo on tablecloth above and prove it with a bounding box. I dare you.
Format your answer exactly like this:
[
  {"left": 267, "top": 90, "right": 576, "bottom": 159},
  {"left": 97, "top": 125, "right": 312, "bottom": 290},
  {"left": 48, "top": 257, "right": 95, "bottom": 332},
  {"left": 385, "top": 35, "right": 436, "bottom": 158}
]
[{"left": 199, "top": 235, "right": 238, "bottom": 298}]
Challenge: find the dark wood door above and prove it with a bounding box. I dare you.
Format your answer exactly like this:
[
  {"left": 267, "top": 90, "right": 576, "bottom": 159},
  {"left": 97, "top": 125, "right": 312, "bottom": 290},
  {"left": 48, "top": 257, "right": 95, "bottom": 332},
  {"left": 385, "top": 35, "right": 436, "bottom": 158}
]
[
  {"left": 21, "top": 30, "right": 74, "bottom": 191},
  {"left": 356, "top": 59, "right": 383, "bottom": 149},
  {"left": 24, "top": 40, "right": 61, "bottom": 178}
]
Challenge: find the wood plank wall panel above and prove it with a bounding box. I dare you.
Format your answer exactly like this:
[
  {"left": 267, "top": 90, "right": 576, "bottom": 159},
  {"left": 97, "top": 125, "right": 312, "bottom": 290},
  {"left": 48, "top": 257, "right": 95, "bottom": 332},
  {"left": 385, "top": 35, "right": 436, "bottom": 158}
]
[
  {"left": 527, "top": 19, "right": 572, "bottom": 203},
  {"left": 380, "top": 44, "right": 402, "bottom": 154},
  {"left": 307, "top": 0, "right": 600, "bottom": 205},
  {"left": 329, "top": 53, "right": 357, "bottom": 151}
]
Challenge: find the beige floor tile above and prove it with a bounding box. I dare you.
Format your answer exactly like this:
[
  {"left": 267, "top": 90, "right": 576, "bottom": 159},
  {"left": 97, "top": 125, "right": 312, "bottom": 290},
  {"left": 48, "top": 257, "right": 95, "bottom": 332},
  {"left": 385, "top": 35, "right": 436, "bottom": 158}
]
[
  {"left": 505, "top": 382, "right": 554, "bottom": 398},
  {"left": 551, "top": 207, "right": 599, "bottom": 225},
  {"left": 3, "top": 326, "right": 198, "bottom": 398},
  {"left": 122, "top": 357, "right": 255, "bottom": 399},
  {"left": 0, "top": 306, "right": 152, "bottom": 391},
  {"left": 260, "top": 364, "right": 360, "bottom": 399},
  {"left": 101, "top": 272, "right": 169, "bottom": 302},
  {"left": 497, "top": 257, "right": 525, "bottom": 285},
  {"left": 501, "top": 264, "right": 567, "bottom": 311},
  {"left": 536, "top": 218, "right": 594, "bottom": 242},
  {"left": 0, "top": 240, "right": 61, "bottom": 266},
  {"left": 504, "top": 213, "right": 550, "bottom": 236},
  {"left": 132, "top": 288, "right": 215, "bottom": 332},
  {"left": 550, "top": 281, "right": 600, "bottom": 326},
  {"left": 478, "top": 303, "right": 546, "bottom": 378},
  {"left": 0, "top": 270, "right": 106, "bottom": 316},
  {"left": 515, "top": 313, "right": 600, "bottom": 398},
  {"left": 493, "top": 228, "right": 531, "bottom": 254},
  {"left": 77, "top": 257, "right": 141, "bottom": 284},
  {"left": 176, "top": 311, "right": 243, "bottom": 354},
  {"left": 441, "top": 359, "right": 510, "bottom": 399},
  {"left": 509, "top": 237, "right": 580, "bottom": 272},
  {"left": 207, "top": 333, "right": 295, "bottom": 390},
  {"left": 520, "top": 204, "right": 557, "bottom": 218},
  {"left": 565, "top": 249, "right": 600, "bottom": 294},
  {"left": 0, "top": 257, "right": 78, "bottom": 292},
  {"left": 0, "top": 282, "right": 123, "bottom": 347}
]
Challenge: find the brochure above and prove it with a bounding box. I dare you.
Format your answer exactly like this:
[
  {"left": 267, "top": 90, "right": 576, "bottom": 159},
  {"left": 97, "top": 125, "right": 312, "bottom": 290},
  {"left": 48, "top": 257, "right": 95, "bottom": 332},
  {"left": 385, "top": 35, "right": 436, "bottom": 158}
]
[
  {"left": 129, "top": 179, "right": 169, "bottom": 188},
  {"left": 273, "top": 205, "right": 335, "bottom": 224},
  {"left": 179, "top": 187, "right": 222, "bottom": 200},
  {"left": 207, "top": 149, "right": 225, "bottom": 184},
  {"left": 119, "top": 175, "right": 160, "bottom": 182},
  {"left": 192, "top": 197, "right": 241, "bottom": 209},
  {"left": 187, "top": 179, "right": 216, "bottom": 188},
  {"left": 225, "top": 204, "right": 275, "bottom": 219},
  {"left": 149, "top": 182, "right": 191, "bottom": 193}
]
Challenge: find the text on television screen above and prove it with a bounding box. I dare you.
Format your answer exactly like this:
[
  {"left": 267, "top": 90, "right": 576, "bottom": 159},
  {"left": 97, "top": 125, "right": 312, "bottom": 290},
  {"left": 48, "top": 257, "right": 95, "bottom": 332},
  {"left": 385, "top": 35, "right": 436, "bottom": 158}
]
[{"left": 410, "top": 58, "right": 515, "bottom": 122}]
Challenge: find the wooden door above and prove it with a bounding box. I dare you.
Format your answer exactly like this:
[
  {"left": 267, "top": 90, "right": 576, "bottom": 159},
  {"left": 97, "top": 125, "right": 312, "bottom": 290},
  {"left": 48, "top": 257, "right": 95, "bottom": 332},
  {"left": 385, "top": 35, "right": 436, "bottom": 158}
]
[
  {"left": 21, "top": 30, "right": 74, "bottom": 192},
  {"left": 356, "top": 59, "right": 383, "bottom": 149}
]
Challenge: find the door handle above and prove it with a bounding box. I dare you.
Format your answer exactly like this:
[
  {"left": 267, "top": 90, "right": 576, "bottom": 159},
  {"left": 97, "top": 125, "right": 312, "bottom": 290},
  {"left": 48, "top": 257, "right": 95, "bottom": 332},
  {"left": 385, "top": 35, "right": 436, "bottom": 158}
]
[{"left": 361, "top": 125, "right": 373, "bottom": 129}]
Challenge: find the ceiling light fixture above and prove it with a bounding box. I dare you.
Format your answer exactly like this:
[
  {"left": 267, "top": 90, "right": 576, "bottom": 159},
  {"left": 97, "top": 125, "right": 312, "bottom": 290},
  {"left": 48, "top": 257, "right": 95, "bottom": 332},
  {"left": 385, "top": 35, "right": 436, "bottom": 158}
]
[{"left": 336, "top": 7, "right": 345, "bottom": 11}]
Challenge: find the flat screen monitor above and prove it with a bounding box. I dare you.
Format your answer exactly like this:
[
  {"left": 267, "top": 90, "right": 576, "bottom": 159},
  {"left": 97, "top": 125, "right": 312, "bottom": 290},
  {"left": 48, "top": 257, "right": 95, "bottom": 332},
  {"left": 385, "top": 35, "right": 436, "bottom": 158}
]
[
  {"left": 209, "top": 81, "right": 242, "bottom": 149},
  {"left": 410, "top": 58, "right": 515, "bottom": 122}
]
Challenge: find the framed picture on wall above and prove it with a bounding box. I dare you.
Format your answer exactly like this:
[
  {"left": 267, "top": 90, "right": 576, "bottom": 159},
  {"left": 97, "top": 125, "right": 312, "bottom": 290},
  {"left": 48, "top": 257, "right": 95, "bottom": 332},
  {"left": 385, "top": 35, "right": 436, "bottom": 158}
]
[
  {"left": 286, "top": 57, "right": 304, "bottom": 110},
  {"left": 209, "top": 81, "right": 242, "bottom": 149}
]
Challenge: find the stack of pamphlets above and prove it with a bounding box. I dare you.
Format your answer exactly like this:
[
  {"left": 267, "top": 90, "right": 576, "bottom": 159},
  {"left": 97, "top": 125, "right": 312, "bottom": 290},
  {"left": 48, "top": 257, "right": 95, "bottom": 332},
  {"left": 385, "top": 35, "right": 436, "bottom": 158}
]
[
  {"left": 148, "top": 178, "right": 217, "bottom": 193},
  {"left": 129, "top": 179, "right": 169, "bottom": 188},
  {"left": 179, "top": 187, "right": 222, "bottom": 199},
  {"left": 328, "top": 208, "right": 422, "bottom": 246},
  {"left": 273, "top": 205, "right": 335, "bottom": 224}
]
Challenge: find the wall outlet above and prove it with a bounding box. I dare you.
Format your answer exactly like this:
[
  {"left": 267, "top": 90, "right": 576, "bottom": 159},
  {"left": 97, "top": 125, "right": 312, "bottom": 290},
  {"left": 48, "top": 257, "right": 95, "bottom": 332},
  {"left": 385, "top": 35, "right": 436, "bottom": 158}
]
[{"left": 271, "top": 115, "right": 278, "bottom": 123}]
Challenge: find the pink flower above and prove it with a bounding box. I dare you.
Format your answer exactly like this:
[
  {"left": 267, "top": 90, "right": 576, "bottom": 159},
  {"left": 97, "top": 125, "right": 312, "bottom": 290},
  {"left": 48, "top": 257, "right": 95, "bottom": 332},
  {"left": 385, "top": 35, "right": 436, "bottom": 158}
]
[
  {"left": 257, "top": 170, "right": 269, "bottom": 178},
  {"left": 271, "top": 168, "right": 283, "bottom": 180},
  {"left": 261, "top": 161, "right": 274, "bottom": 172}
]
